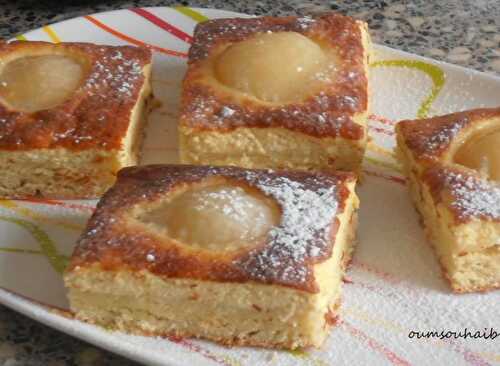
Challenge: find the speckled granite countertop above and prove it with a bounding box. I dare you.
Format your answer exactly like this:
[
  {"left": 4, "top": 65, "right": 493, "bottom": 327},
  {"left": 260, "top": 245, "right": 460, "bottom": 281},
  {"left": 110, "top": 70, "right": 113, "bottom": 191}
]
[
  {"left": 0, "top": 0, "right": 499, "bottom": 365},
  {"left": 2, "top": 0, "right": 500, "bottom": 74}
]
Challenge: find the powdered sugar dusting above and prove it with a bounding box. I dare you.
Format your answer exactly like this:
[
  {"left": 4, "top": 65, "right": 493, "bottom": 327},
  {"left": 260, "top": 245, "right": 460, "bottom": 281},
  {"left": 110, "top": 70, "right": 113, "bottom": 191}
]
[
  {"left": 235, "top": 171, "right": 339, "bottom": 284},
  {"left": 183, "top": 14, "right": 367, "bottom": 140},
  {"left": 423, "top": 120, "right": 465, "bottom": 151},
  {"left": 85, "top": 49, "right": 143, "bottom": 98},
  {"left": 220, "top": 106, "right": 235, "bottom": 118},
  {"left": 193, "top": 186, "right": 266, "bottom": 227},
  {"left": 442, "top": 170, "right": 500, "bottom": 221},
  {"left": 189, "top": 16, "right": 320, "bottom": 61},
  {"left": 72, "top": 165, "right": 350, "bottom": 290},
  {"left": 177, "top": 185, "right": 274, "bottom": 245},
  {"left": 0, "top": 44, "right": 150, "bottom": 150},
  {"left": 402, "top": 113, "right": 476, "bottom": 159},
  {"left": 296, "top": 16, "right": 316, "bottom": 30}
]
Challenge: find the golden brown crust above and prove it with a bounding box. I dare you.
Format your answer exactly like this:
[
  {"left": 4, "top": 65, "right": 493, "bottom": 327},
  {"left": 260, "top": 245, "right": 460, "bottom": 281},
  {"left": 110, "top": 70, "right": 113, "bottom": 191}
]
[
  {"left": 422, "top": 165, "right": 500, "bottom": 223},
  {"left": 73, "top": 302, "right": 341, "bottom": 350},
  {"left": 396, "top": 107, "right": 500, "bottom": 164},
  {"left": 67, "top": 164, "right": 356, "bottom": 293},
  {"left": 180, "top": 13, "right": 368, "bottom": 140},
  {"left": 397, "top": 107, "right": 500, "bottom": 224},
  {"left": 0, "top": 41, "right": 151, "bottom": 151},
  {"left": 397, "top": 108, "right": 500, "bottom": 291}
]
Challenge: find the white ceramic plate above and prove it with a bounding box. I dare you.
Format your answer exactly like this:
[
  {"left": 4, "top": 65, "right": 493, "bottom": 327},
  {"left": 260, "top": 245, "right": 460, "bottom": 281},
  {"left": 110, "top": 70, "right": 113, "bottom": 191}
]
[{"left": 2, "top": 7, "right": 500, "bottom": 366}]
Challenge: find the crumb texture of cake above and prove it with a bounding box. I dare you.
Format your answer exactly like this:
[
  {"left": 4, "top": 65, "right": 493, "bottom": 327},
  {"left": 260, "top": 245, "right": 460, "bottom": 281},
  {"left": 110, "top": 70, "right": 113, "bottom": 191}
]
[
  {"left": 0, "top": 41, "right": 152, "bottom": 199},
  {"left": 396, "top": 107, "right": 500, "bottom": 293},
  {"left": 179, "top": 13, "right": 371, "bottom": 173},
  {"left": 64, "top": 164, "right": 359, "bottom": 349}
]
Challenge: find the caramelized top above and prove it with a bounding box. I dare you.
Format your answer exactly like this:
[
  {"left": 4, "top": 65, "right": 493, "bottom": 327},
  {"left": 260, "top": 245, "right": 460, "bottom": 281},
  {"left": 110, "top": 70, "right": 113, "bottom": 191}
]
[
  {"left": 397, "top": 107, "right": 500, "bottom": 163},
  {"left": 397, "top": 107, "right": 500, "bottom": 223},
  {"left": 67, "top": 165, "right": 356, "bottom": 293},
  {"left": 0, "top": 41, "right": 151, "bottom": 151},
  {"left": 423, "top": 166, "right": 500, "bottom": 223},
  {"left": 180, "top": 13, "right": 369, "bottom": 140}
]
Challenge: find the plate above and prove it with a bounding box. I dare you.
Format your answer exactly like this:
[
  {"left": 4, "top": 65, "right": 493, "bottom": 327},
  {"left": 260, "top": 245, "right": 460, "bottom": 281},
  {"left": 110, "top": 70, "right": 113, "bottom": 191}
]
[{"left": 2, "top": 7, "right": 500, "bottom": 366}]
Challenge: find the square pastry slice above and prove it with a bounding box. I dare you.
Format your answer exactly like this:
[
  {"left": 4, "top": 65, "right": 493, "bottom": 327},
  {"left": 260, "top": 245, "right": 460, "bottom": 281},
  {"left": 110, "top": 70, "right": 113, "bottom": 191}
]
[
  {"left": 64, "top": 164, "right": 359, "bottom": 349},
  {"left": 396, "top": 107, "right": 500, "bottom": 292},
  {"left": 179, "top": 13, "right": 371, "bottom": 172},
  {"left": 0, "top": 41, "right": 152, "bottom": 199}
]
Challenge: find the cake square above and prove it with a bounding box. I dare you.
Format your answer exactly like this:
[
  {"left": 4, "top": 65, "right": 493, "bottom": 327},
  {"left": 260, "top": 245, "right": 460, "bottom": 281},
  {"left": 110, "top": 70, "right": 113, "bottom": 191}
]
[
  {"left": 396, "top": 107, "right": 500, "bottom": 292},
  {"left": 179, "top": 13, "right": 371, "bottom": 172},
  {"left": 0, "top": 41, "right": 152, "bottom": 199},
  {"left": 64, "top": 164, "right": 359, "bottom": 349}
]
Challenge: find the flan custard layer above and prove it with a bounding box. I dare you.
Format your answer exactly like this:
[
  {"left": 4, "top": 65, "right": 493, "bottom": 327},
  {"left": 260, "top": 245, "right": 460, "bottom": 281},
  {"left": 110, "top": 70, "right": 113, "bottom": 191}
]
[
  {"left": 0, "top": 41, "right": 152, "bottom": 198},
  {"left": 64, "top": 165, "right": 359, "bottom": 349},
  {"left": 179, "top": 13, "right": 371, "bottom": 173},
  {"left": 396, "top": 107, "right": 500, "bottom": 293}
]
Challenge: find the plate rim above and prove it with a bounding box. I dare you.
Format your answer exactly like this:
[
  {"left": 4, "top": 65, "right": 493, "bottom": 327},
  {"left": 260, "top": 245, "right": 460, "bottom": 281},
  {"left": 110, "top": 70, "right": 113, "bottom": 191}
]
[{"left": 2, "top": 6, "right": 500, "bottom": 366}]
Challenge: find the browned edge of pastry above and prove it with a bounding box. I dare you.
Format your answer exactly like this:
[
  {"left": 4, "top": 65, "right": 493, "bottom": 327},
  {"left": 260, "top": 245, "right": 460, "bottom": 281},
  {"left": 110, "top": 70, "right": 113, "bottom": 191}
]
[
  {"left": 0, "top": 41, "right": 152, "bottom": 151},
  {"left": 180, "top": 13, "right": 369, "bottom": 140},
  {"left": 67, "top": 164, "right": 357, "bottom": 293}
]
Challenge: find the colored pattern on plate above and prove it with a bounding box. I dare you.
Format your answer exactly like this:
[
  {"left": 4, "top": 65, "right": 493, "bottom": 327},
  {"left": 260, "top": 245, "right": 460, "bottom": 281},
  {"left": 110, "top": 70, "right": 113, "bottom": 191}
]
[{"left": 2, "top": 6, "right": 499, "bottom": 366}]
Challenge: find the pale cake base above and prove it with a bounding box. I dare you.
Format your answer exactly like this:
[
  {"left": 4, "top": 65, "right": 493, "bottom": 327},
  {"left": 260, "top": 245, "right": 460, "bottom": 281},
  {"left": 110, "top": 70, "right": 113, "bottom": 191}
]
[
  {"left": 0, "top": 65, "right": 152, "bottom": 199},
  {"left": 180, "top": 125, "right": 366, "bottom": 173},
  {"left": 398, "top": 146, "right": 500, "bottom": 293},
  {"left": 0, "top": 148, "right": 130, "bottom": 199},
  {"left": 65, "top": 192, "right": 358, "bottom": 349}
]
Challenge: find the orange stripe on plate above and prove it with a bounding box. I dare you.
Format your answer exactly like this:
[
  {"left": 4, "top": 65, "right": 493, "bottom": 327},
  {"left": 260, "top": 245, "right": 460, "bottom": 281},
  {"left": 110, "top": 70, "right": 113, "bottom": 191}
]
[
  {"left": 368, "top": 125, "right": 395, "bottom": 136},
  {"left": 369, "top": 114, "right": 396, "bottom": 126},
  {"left": 42, "top": 25, "right": 61, "bottom": 43},
  {"left": 130, "top": 8, "right": 193, "bottom": 43},
  {"left": 84, "top": 15, "right": 187, "bottom": 58},
  {"left": 363, "top": 170, "right": 406, "bottom": 185},
  {"left": 343, "top": 321, "right": 412, "bottom": 366}
]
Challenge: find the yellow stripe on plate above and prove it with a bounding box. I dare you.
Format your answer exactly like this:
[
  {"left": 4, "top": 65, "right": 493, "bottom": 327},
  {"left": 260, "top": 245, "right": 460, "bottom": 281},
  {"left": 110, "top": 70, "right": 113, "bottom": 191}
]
[
  {"left": 0, "top": 246, "right": 42, "bottom": 255},
  {"left": 0, "top": 201, "right": 83, "bottom": 231},
  {"left": 42, "top": 25, "right": 61, "bottom": 43},
  {"left": 0, "top": 215, "right": 68, "bottom": 273},
  {"left": 174, "top": 7, "right": 209, "bottom": 23},
  {"left": 370, "top": 60, "right": 445, "bottom": 118},
  {"left": 15, "top": 34, "right": 27, "bottom": 41}
]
